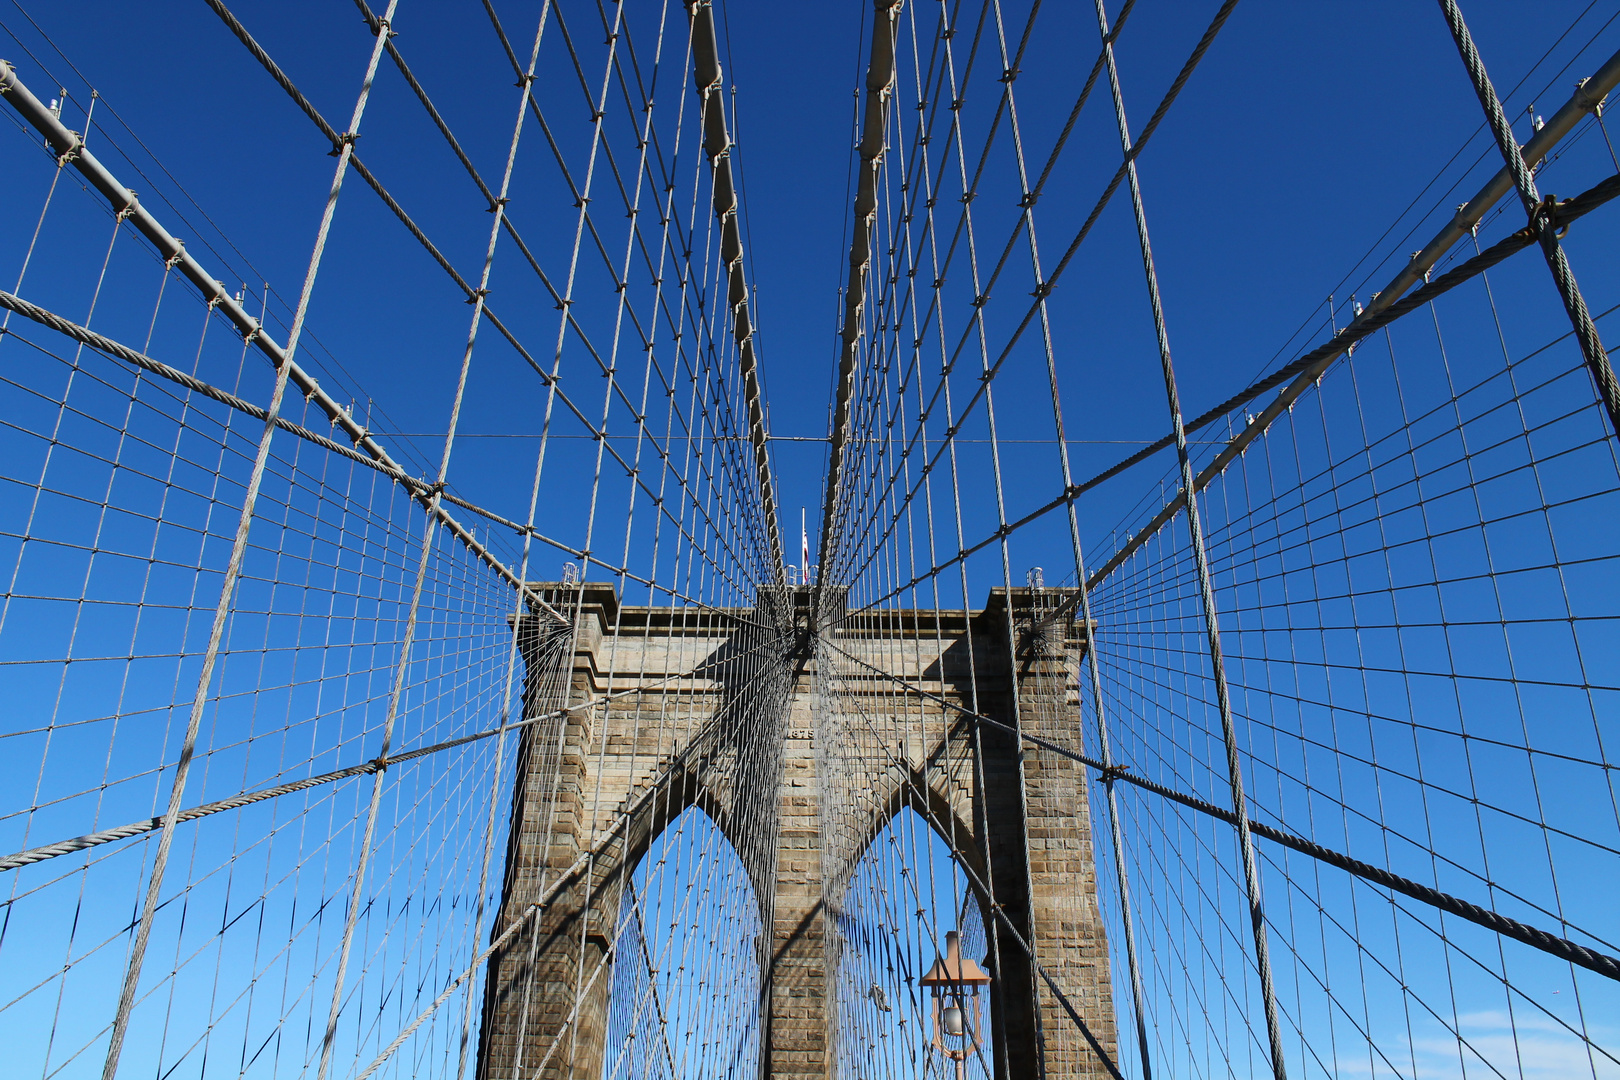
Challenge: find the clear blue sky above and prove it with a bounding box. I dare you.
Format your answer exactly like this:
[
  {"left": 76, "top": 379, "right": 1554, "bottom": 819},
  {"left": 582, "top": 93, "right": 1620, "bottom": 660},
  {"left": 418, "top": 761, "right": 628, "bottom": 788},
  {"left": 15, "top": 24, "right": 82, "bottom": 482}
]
[
  {"left": 3, "top": 2, "right": 1618, "bottom": 1079},
  {"left": 7, "top": 0, "right": 1617, "bottom": 582}
]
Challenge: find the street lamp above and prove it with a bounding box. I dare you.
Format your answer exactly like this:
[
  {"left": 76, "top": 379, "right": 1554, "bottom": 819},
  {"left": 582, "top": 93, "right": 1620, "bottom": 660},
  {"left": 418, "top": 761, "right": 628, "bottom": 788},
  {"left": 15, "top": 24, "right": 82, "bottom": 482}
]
[{"left": 919, "top": 930, "right": 991, "bottom": 1078}]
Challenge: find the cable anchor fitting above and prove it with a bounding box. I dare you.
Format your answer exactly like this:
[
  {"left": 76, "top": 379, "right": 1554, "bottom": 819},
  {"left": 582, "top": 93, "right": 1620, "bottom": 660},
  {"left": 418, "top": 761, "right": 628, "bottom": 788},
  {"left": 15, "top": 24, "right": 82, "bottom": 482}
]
[
  {"left": 54, "top": 134, "right": 83, "bottom": 167},
  {"left": 1572, "top": 76, "right": 1606, "bottom": 116}
]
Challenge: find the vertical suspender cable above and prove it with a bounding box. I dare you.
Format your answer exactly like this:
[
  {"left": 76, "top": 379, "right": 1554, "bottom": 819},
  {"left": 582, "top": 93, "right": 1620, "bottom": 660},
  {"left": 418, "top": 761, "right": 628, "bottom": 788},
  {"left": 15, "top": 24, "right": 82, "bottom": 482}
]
[
  {"left": 1090, "top": 3, "right": 1292, "bottom": 1079},
  {"left": 96, "top": 5, "right": 402, "bottom": 1078},
  {"left": 453, "top": 8, "right": 554, "bottom": 1079}
]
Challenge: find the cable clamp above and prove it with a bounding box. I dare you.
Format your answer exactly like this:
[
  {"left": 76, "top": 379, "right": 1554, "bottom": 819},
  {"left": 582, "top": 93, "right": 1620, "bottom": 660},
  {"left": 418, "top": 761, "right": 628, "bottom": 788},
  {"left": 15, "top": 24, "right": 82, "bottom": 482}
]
[
  {"left": 328, "top": 132, "right": 361, "bottom": 157},
  {"left": 1531, "top": 193, "right": 1570, "bottom": 238},
  {"left": 1100, "top": 763, "right": 1132, "bottom": 782},
  {"left": 1572, "top": 76, "right": 1605, "bottom": 115},
  {"left": 466, "top": 287, "right": 490, "bottom": 304}
]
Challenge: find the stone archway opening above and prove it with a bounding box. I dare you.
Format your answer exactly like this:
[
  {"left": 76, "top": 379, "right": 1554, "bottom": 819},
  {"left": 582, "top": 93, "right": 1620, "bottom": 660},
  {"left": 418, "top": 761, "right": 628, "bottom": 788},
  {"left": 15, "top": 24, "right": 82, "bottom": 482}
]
[
  {"left": 832, "top": 806, "right": 995, "bottom": 1080},
  {"left": 600, "top": 804, "right": 763, "bottom": 1080}
]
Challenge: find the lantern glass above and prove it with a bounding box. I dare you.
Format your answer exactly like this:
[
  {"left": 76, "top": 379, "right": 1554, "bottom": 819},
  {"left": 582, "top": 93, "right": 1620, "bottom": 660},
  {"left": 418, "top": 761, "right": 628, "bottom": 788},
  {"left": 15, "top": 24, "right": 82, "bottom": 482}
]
[{"left": 942, "top": 1004, "right": 965, "bottom": 1037}]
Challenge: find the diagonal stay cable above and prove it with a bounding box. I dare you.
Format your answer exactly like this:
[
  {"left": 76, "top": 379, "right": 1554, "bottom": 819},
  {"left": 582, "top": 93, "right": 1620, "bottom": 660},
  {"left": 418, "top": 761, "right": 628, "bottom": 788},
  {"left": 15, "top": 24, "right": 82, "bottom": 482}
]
[
  {"left": 0, "top": 286, "right": 746, "bottom": 615},
  {"left": 198, "top": 0, "right": 769, "bottom": 598},
  {"left": 1436, "top": 0, "right": 1620, "bottom": 438},
  {"left": 819, "top": 637, "right": 1620, "bottom": 983},
  {"left": 832, "top": 0, "right": 1243, "bottom": 593},
  {"left": 843, "top": 36, "right": 1620, "bottom": 604},
  {"left": 855, "top": 168, "right": 1620, "bottom": 614},
  {"left": 0, "top": 629, "right": 783, "bottom": 875},
  {"left": 0, "top": 57, "right": 573, "bottom": 630},
  {"left": 840, "top": 693, "right": 1126, "bottom": 1080}
]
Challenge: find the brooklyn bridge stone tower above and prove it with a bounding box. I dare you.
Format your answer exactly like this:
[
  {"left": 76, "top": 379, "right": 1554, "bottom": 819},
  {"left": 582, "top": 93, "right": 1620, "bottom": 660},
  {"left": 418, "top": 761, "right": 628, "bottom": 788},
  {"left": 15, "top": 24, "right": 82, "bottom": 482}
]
[{"left": 474, "top": 583, "right": 1116, "bottom": 1080}]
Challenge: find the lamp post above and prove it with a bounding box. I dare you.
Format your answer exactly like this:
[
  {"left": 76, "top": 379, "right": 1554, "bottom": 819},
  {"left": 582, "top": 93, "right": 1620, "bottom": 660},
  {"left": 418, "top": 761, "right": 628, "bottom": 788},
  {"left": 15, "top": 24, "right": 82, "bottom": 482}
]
[{"left": 920, "top": 931, "right": 992, "bottom": 1079}]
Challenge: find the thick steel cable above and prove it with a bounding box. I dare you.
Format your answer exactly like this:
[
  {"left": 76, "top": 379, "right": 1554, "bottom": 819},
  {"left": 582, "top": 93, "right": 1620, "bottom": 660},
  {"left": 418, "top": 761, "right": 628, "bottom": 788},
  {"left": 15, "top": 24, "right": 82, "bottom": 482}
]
[
  {"left": 95, "top": 8, "right": 400, "bottom": 1075},
  {"left": 198, "top": 0, "right": 769, "bottom": 600},
  {"left": 832, "top": 0, "right": 1244, "bottom": 599},
  {"left": 488, "top": 0, "right": 780, "bottom": 591},
  {"left": 984, "top": 0, "right": 1156, "bottom": 1067},
  {"left": 6, "top": 4, "right": 1615, "bottom": 1075},
  {"left": 1076, "top": 186, "right": 1620, "bottom": 594},
  {"left": 821, "top": 636, "right": 1620, "bottom": 985},
  {"left": 0, "top": 58, "right": 570, "bottom": 628},
  {"left": 1088, "top": 10, "right": 1289, "bottom": 1075},
  {"left": 0, "top": 284, "right": 753, "bottom": 614},
  {"left": 844, "top": 696, "right": 1127, "bottom": 1080},
  {"left": 835, "top": 0, "right": 1237, "bottom": 582},
  {"left": 841, "top": 29, "right": 1620, "bottom": 613},
  {"left": 817, "top": 0, "right": 904, "bottom": 622},
  {"left": 688, "top": 0, "right": 787, "bottom": 579},
  {"left": 1436, "top": 0, "right": 1620, "bottom": 441},
  {"left": 505, "top": 0, "right": 777, "bottom": 599},
  {"left": 856, "top": 163, "right": 1620, "bottom": 614},
  {"left": 5, "top": 9, "right": 784, "bottom": 1075}
]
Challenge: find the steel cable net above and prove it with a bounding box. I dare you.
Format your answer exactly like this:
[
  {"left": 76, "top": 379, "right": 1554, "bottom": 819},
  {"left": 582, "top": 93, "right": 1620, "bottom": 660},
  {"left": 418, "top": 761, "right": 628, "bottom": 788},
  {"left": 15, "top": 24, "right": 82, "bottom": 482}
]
[
  {"left": 0, "top": 0, "right": 792, "bottom": 1077},
  {"left": 1, "top": 1, "right": 1619, "bottom": 1080},
  {"left": 810, "top": 2, "right": 1620, "bottom": 1080}
]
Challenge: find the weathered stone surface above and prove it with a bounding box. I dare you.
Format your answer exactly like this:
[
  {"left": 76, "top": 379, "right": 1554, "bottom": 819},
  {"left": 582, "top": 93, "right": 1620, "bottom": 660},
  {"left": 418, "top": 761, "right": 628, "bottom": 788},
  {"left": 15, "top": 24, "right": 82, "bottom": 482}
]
[{"left": 475, "top": 585, "right": 1113, "bottom": 1080}]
